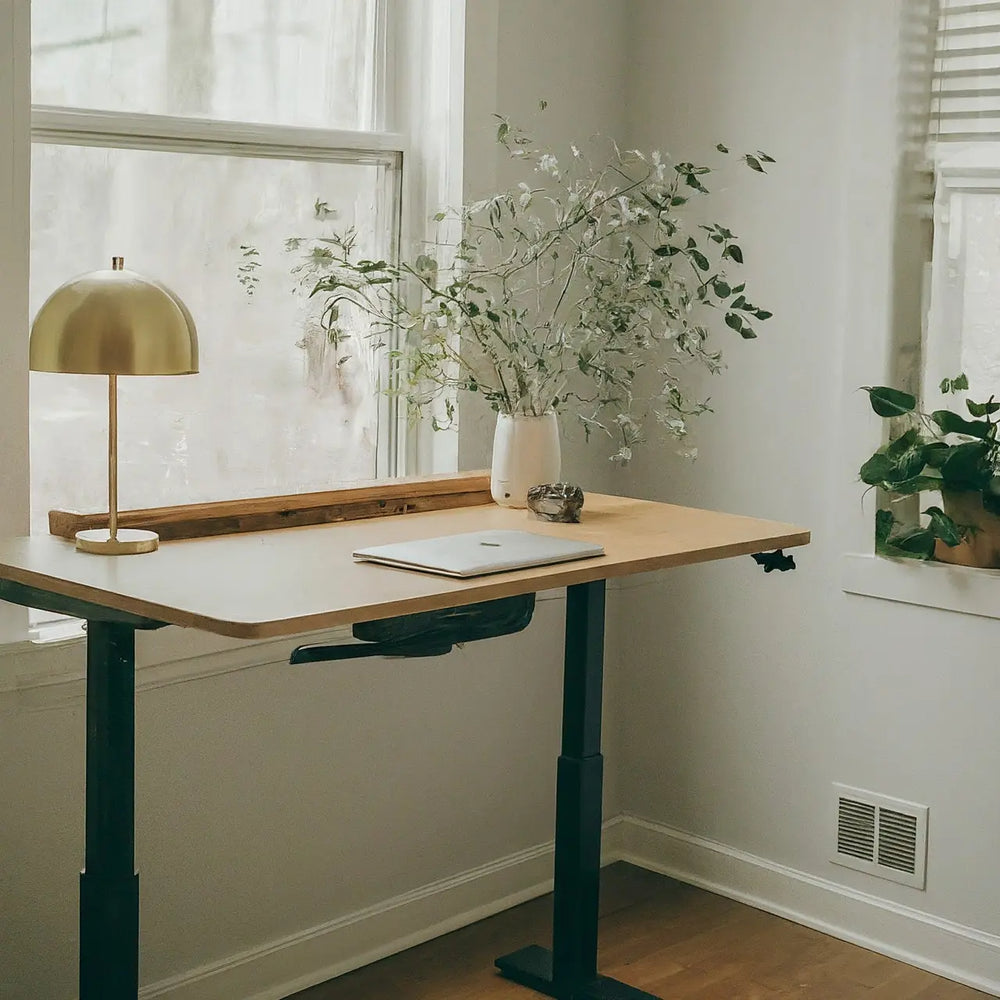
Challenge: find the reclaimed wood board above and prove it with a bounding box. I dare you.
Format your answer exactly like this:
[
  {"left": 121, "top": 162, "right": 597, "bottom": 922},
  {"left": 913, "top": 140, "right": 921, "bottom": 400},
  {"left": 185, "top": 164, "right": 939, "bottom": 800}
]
[{"left": 48, "top": 471, "right": 493, "bottom": 542}]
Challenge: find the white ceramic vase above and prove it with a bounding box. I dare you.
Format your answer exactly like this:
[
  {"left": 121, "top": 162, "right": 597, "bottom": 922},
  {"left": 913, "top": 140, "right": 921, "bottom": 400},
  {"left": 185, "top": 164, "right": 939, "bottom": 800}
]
[{"left": 490, "top": 412, "right": 561, "bottom": 508}]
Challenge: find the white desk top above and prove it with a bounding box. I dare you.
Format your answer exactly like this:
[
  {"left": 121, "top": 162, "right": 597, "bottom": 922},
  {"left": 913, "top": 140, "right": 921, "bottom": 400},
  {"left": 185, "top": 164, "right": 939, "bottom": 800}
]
[{"left": 0, "top": 494, "right": 809, "bottom": 638}]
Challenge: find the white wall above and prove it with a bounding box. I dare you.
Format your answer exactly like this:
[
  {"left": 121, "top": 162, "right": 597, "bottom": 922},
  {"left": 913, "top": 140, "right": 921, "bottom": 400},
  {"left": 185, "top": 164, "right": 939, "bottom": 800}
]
[
  {"left": 0, "top": 3, "right": 631, "bottom": 998},
  {"left": 458, "top": 0, "right": 629, "bottom": 498},
  {"left": 0, "top": 0, "right": 30, "bottom": 645},
  {"left": 616, "top": 0, "right": 1000, "bottom": 987}
]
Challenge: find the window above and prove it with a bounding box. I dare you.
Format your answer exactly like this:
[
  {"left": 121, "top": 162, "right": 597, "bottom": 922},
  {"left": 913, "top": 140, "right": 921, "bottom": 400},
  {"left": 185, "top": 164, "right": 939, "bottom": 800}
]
[
  {"left": 0, "top": 0, "right": 465, "bottom": 648},
  {"left": 924, "top": 0, "right": 1000, "bottom": 403},
  {"left": 840, "top": 0, "right": 1000, "bottom": 617},
  {"left": 28, "top": 0, "right": 403, "bottom": 536}
]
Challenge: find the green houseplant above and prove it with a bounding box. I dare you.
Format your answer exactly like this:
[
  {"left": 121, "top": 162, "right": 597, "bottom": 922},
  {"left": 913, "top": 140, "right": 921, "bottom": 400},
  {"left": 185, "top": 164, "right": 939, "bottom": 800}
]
[
  {"left": 259, "top": 115, "right": 774, "bottom": 505},
  {"left": 859, "top": 375, "right": 1000, "bottom": 566}
]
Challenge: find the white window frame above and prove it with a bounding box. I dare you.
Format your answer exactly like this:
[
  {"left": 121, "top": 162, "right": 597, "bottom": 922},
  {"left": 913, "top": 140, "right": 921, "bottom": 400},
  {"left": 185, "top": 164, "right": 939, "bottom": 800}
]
[
  {"left": 0, "top": 0, "right": 467, "bottom": 655},
  {"left": 837, "top": 2, "right": 1000, "bottom": 622}
]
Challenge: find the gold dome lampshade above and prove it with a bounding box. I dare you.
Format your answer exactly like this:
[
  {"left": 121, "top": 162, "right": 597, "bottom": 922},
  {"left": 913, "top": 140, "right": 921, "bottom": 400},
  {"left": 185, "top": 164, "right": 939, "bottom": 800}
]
[{"left": 30, "top": 257, "right": 199, "bottom": 554}]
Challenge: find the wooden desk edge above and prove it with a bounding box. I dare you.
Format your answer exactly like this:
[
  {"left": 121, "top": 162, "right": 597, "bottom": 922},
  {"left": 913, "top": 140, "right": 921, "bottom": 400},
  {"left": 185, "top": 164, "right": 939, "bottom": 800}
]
[{"left": 0, "top": 526, "right": 808, "bottom": 641}]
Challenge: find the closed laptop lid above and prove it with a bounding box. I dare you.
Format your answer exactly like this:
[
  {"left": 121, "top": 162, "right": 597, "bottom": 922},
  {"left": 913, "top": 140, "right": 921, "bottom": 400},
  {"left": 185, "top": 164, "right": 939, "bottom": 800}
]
[{"left": 352, "top": 529, "right": 605, "bottom": 578}]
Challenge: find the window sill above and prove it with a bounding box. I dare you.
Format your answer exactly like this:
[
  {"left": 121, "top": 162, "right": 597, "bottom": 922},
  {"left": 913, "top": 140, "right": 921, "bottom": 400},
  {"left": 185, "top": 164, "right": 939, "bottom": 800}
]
[{"left": 841, "top": 552, "right": 1000, "bottom": 620}]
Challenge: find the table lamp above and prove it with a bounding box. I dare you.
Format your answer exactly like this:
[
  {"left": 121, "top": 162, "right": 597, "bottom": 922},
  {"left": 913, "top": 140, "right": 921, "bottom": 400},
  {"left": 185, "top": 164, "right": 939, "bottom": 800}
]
[{"left": 29, "top": 256, "right": 199, "bottom": 554}]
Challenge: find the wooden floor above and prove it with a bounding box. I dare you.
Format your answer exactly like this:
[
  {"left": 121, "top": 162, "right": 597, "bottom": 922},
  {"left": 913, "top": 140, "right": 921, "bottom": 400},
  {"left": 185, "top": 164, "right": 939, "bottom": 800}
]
[{"left": 290, "top": 863, "right": 989, "bottom": 1000}]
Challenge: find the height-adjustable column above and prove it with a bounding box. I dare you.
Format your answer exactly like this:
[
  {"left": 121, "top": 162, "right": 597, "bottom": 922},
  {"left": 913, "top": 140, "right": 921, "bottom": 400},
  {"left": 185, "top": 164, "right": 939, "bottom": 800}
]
[
  {"left": 497, "top": 579, "right": 658, "bottom": 999},
  {"left": 80, "top": 621, "right": 139, "bottom": 1000},
  {"left": 551, "top": 579, "right": 606, "bottom": 987}
]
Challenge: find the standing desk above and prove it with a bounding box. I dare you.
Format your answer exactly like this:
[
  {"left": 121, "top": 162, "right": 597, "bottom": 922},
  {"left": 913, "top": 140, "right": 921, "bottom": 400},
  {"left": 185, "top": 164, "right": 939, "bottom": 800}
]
[{"left": 0, "top": 492, "right": 808, "bottom": 1000}]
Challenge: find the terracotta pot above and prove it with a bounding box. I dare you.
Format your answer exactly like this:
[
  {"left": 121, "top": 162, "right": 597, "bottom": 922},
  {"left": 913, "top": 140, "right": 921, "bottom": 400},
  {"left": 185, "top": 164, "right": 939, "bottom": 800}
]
[{"left": 933, "top": 490, "right": 1000, "bottom": 568}]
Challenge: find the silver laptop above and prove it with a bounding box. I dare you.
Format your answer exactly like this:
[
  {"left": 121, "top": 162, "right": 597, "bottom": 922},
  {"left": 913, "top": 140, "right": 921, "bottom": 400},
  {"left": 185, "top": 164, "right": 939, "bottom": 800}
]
[{"left": 353, "top": 529, "right": 605, "bottom": 578}]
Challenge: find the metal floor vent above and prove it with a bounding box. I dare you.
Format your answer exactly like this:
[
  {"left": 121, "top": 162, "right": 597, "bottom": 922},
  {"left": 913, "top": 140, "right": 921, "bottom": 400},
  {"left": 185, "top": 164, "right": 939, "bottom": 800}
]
[{"left": 832, "top": 783, "right": 928, "bottom": 889}]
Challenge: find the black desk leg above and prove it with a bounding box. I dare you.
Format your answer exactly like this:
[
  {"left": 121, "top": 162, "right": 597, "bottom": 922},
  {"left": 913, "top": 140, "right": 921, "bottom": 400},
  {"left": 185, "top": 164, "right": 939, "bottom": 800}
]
[
  {"left": 80, "top": 621, "right": 140, "bottom": 1000},
  {"left": 496, "top": 581, "right": 658, "bottom": 1000}
]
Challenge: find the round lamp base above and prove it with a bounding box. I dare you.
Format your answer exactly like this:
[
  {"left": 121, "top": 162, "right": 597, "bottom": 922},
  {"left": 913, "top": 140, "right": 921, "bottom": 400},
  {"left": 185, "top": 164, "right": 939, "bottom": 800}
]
[{"left": 75, "top": 528, "right": 159, "bottom": 555}]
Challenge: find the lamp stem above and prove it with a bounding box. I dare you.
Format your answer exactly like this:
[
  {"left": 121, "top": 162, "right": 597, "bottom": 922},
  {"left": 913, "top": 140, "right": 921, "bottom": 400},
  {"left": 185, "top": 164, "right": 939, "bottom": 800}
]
[{"left": 108, "top": 374, "right": 118, "bottom": 541}]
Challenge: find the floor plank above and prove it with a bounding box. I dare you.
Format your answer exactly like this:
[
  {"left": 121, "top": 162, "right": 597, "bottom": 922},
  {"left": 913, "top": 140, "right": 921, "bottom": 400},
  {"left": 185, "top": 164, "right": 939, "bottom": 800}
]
[{"left": 289, "top": 863, "right": 989, "bottom": 1000}]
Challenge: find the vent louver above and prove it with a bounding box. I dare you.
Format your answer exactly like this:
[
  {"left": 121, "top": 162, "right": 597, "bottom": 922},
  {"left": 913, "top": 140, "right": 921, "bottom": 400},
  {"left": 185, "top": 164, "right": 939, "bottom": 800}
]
[
  {"left": 832, "top": 784, "right": 928, "bottom": 890},
  {"left": 837, "top": 797, "right": 876, "bottom": 861}
]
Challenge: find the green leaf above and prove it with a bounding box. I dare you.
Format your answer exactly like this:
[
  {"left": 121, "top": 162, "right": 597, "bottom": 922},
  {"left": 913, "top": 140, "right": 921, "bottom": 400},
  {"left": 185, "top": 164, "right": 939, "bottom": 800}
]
[
  {"left": 689, "top": 249, "right": 710, "bottom": 271},
  {"left": 922, "top": 441, "right": 951, "bottom": 468},
  {"left": 886, "top": 427, "right": 921, "bottom": 458},
  {"left": 930, "top": 410, "right": 993, "bottom": 439},
  {"left": 724, "top": 312, "right": 743, "bottom": 334},
  {"left": 712, "top": 279, "right": 731, "bottom": 297},
  {"left": 923, "top": 506, "right": 964, "bottom": 546},
  {"left": 653, "top": 245, "right": 681, "bottom": 257},
  {"left": 966, "top": 398, "right": 1000, "bottom": 417},
  {"left": 863, "top": 385, "right": 916, "bottom": 417},
  {"left": 753, "top": 309, "right": 773, "bottom": 321},
  {"left": 756, "top": 151, "right": 776, "bottom": 163},
  {"left": 744, "top": 154, "right": 765, "bottom": 172},
  {"left": 716, "top": 143, "right": 730, "bottom": 153},
  {"left": 953, "top": 373, "right": 969, "bottom": 391},
  {"left": 887, "top": 474, "right": 944, "bottom": 496},
  {"left": 889, "top": 527, "right": 936, "bottom": 559},
  {"left": 860, "top": 434, "right": 930, "bottom": 487},
  {"left": 740, "top": 324, "right": 757, "bottom": 340},
  {"left": 940, "top": 440, "right": 990, "bottom": 490},
  {"left": 885, "top": 430, "right": 929, "bottom": 482},
  {"left": 875, "top": 508, "right": 895, "bottom": 545},
  {"left": 722, "top": 244, "right": 744, "bottom": 264},
  {"left": 860, "top": 451, "right": 894, "bottom": 485}
]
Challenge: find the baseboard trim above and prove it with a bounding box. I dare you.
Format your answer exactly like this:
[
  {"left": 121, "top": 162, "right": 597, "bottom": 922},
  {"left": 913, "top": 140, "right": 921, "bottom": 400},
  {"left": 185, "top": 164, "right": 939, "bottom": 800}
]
[
  {"left": 618, "top": 814, "right": 1000, "bottom": 997},
  {"left": 137, "top": 813, "right": 1000, "bottom": 1000},
  {"left": 141, "top": 819, "right": 625, "bottom": 1000}
]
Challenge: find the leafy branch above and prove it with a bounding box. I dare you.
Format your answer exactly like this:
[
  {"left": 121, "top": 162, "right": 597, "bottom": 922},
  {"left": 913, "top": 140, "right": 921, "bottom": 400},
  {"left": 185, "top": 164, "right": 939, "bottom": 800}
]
[{"left": 246, "top": 117, "right": 774, "bottom": 463}]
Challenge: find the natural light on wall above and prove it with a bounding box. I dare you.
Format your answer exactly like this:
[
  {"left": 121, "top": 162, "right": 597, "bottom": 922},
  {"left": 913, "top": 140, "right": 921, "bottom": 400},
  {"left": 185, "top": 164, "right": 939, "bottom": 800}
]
[{"left": 28, "top": 0, "right": 398, "bottom": 535}]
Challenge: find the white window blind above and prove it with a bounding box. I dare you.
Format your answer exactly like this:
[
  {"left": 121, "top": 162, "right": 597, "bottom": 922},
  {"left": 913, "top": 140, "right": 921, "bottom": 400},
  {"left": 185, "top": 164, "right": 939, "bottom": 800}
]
[{"left": 932, "top": 0, "right": 1000, "bottom": 144}]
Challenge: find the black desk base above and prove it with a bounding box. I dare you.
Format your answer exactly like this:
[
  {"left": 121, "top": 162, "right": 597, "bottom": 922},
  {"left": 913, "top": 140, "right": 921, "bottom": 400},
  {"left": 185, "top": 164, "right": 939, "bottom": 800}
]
[
  {"left": 497, "top": 946, "right": 658, "bottom": 999},
  {"left": 494, "top": 581, "right": 659, "bottom": 1000},
  {"left": 0, "top": 577, "right": 659, "bottom": 1000}
]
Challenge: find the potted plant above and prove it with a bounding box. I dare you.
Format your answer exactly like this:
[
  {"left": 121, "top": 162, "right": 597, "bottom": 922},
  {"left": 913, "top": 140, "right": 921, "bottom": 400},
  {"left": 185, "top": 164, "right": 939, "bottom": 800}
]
[
  {"left": 274, "top": 116, "right": 774, "bottom": 506},
  {"left": 860, "top": 375, "right": 1000, "bottom": 566}
]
